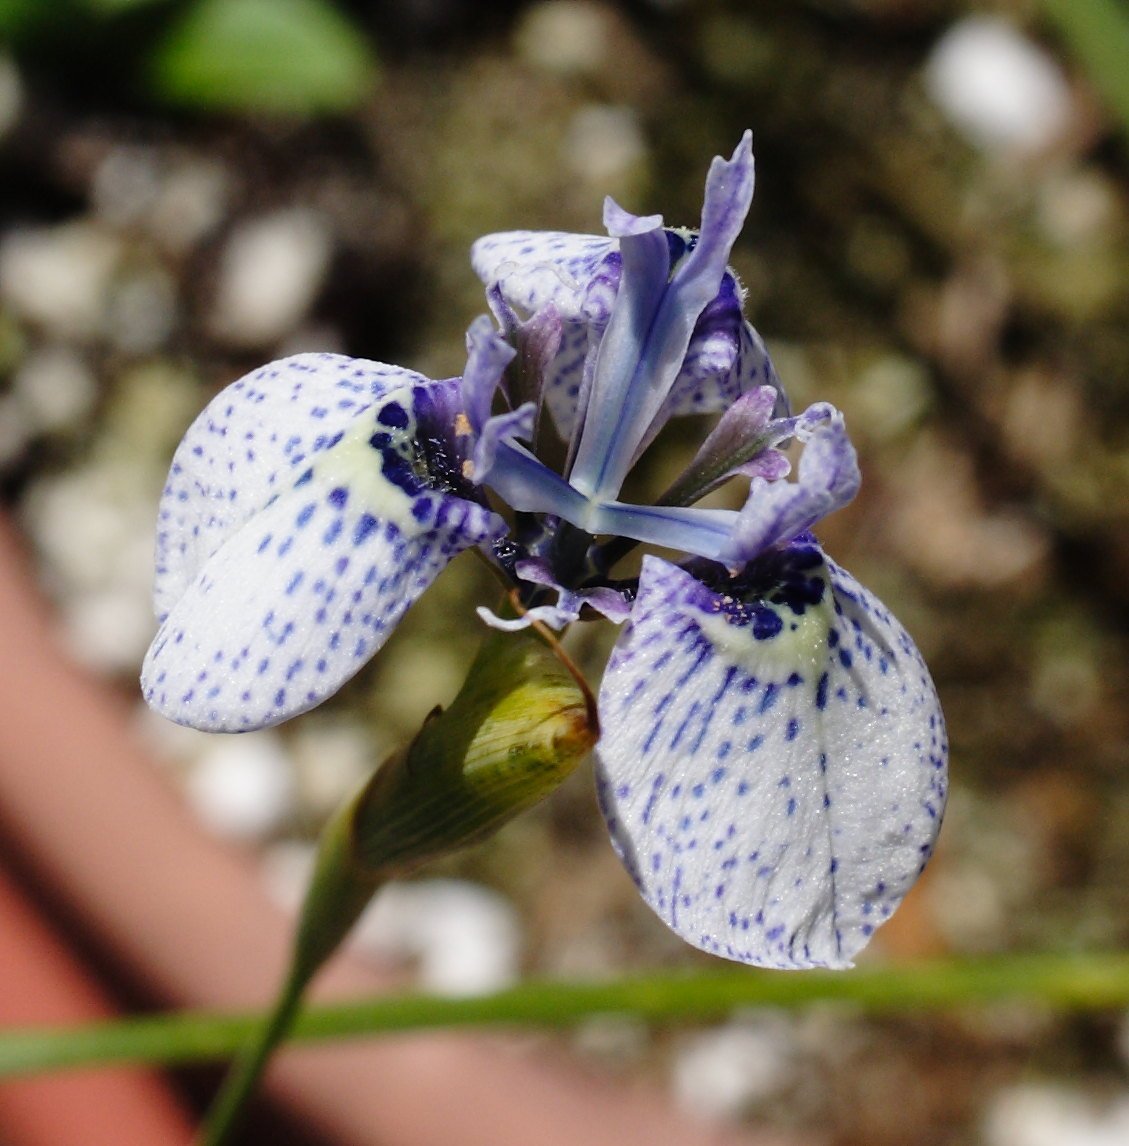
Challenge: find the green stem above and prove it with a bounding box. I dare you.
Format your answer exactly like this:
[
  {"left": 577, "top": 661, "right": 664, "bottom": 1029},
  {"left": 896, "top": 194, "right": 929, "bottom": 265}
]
[
  {"left": 198, "top": 964, "right": 311, "bottom": 1146},
  {"left": 2, "top": 954, "right": 1128, "bottom": 1080},
  {"left": 196, "top": 781, "right": 383, "bottom": 1144}
]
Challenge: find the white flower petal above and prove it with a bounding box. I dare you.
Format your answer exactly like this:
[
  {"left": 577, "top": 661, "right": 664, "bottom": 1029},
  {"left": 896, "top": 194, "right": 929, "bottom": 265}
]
[
  {"left": 470, "top": 230, "right": 615, "bottom": 321},
  {"left": 595, "top": 550, "right": 946, "bottom": 969},
  {"left": 154, "top": 353, "right": 431, "bottom": 621},
  {"left": 143, "top": 391, "right": 504, "bottom": 731}
]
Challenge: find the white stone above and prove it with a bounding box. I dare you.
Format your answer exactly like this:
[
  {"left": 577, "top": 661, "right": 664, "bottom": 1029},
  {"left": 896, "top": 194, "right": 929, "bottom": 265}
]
[
  {"left": 672, "top": 1015, "right": 795, "bottom": 1121},
  {"left": 0, "top": 222, "right": 121, "bottom": 339},
  {"left": 924, "top": 16, "right": 1073, "bottom": 155},
  {"left": 515, "top": 1, "right": 612, "bottom": 75},
  {"left": 208, "top": 208, "right": 333, "bottom": 348},
  {"left": 12, "top": 345, "right": 98, "bottom": 433},
  {"left": 984, "top": 1085, "right": 1129, "bottom": 1146},
  {"left": 94, "top": 145, "right": 230, "bottom": 254},
  {"left": 150, "top": 158, "right": 229, "bottom": 252},
  {"left": 564, "top": 105, "right": 645, "bottom": 185},
  {"left": 290, "top": 719, "right": 380, "bottom": 818},
  {"left": 62, "top": 587, "right": 156, "bottom": 673},
  {"left": 92, "top": 146, "right": 163, "bottom": 229},
  {"left": 185, "top": 732, "right": 296, "bottom": 840},
  {"left": 105, "top": 265, "right": 177, "bottom": 353},
  {"left": 133, "top": 702, "right": 216, "bottom": 767},
  {"left": 354, "top": 879, "right": 522, "bottom": 996},
  {"left": 24, "top": 463, "right": 157, "bottom": 592}
]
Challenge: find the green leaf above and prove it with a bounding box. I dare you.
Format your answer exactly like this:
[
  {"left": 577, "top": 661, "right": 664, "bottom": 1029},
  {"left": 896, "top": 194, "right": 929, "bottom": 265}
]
[
  {"left": 0, "top": 0, "right": 51, "bottom": 37},
  {"left": 1039, "top": 0, "right": 1129, "bottom": 139},
  {"left": 149, "top": 0, "right": 378, "bottom": 115},
  {"left": 77, "top": 0, "right": 167, "bottom": 16}
]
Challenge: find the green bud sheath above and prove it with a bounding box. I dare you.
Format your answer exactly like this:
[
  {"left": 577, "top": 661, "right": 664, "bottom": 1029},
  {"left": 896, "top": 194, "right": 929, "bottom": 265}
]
[
  {"left": 293, "top": 622, "right": 596, "bottom": 987},
  {"left": 353, "top": 623, "right": 597, "bottom": 874}
]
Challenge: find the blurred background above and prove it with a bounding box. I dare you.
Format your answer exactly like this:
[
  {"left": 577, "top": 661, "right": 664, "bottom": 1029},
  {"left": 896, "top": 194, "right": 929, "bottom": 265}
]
[{"left": 1, "top": 1, "right": 1127, "bottom": 1143}]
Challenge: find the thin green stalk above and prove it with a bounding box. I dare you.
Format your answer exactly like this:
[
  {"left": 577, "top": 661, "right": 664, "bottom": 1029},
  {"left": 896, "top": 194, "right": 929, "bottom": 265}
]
[
  {"left": 198, "top": 964, "right": 311, "bottom": 1146},
  {"left": 194, "top": 772, "right": 383, "bottom": 1144},
  {"left": 1, "top": 954, "right": 1128, "bottom": 1080}
]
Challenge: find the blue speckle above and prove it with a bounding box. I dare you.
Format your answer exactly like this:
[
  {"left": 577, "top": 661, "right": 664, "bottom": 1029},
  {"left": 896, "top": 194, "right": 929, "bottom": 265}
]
[
  {"left": 378, "top": 401, "right": 409, "bottom": 429},
  {"left": 354, "top": 514, "right": 378, "bottom": 545},
  {"left": 752, "top": 607, "right": 783, "bottom": 640}
]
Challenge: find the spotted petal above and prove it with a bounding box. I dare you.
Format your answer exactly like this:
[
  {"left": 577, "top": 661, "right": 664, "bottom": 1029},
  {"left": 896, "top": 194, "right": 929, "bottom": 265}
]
[
  {"left": 595, "top": 547, "right": 947, "bottom": 969},
  {"left": 153, "top": 353, "right": 435, "bottom": 622},
  {"left": 540, "top": 320, "right": 592, "bottom": 441},
  {"left": 471, "top": 231, "right": 617, "bottom": 321},
  {"left": 143, "top": 376, "right": 505, "bottom": 731}
]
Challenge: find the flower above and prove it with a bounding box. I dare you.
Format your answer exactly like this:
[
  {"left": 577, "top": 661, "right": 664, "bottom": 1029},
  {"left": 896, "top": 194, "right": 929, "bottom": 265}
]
[{"left": 142, "top": 133, "right": 947, "bottom": 969}]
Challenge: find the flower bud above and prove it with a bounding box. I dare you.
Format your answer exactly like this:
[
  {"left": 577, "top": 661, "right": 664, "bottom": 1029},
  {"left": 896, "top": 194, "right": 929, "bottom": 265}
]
[
  {"left": 291, "top": 625, "right": 595, "bottom": 980},
  {"left": 352, "top": 625, "right": 596, "bottom": 873}
]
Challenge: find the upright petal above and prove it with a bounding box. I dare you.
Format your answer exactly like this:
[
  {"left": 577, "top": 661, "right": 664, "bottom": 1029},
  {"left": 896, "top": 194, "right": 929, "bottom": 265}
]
[
  {"left": 471, "top": 231, "right": 616, "bottom": 321},
  {"left": 570, "top": 134, "right": 756, "bottom": 501},
  {"left": 154, "top": 353, "right": 433, "bottom": 622},
  {"left": 595, "top": 548, "right": 947, "bottom": 969},
  {"left": 539, "top": 320, "right": 592, "bottom": 440},
  {"left": 657, "top": 385, "right": 788, "bottom": 509},
  {"left": 718, "top": 405, "right": 861, "bottom": 568},
  {"left": 460, "top": 315, "right": 516, "bottom": 435},
  {"left": 143, "top": 378, "right": 505, "bottom": 731}
]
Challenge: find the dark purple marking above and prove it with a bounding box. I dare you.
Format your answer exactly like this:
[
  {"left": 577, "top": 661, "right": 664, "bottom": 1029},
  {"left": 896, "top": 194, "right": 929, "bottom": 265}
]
[
  {"left": 354, "top": 514, "right": 378, "bottom": 545},
  {"left": 815, "top": 672, "right": 829, "bottom": 710}
]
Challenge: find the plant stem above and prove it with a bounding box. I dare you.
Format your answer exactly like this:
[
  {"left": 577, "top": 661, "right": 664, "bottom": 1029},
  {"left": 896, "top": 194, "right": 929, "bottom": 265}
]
[
  {"left": 197, "top": 963, "right": 311, "bottom": 1146},
  {"left": 2, "top": 953, "right": 1128, "bottom": 1080}
]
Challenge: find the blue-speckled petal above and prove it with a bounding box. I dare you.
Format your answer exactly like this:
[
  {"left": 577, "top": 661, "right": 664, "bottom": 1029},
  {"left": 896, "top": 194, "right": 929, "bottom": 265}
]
[
  {"left": 143, "top": 381, "right": 505, "bottom": 731},
  {"left": 153, "top": 354, "right": 435, "bottom": 623},
  {"left": 719, "top": 404, "right": 861, "bottom": 568},
  {"left": 471, "top": 230, "right": 616, "bottom": 321},
  {"left": 595, "top": 546, "right": 947, "bottom": 969},
  {"left": 541, "top": 320, "right": 593, "bottom": 440}
]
